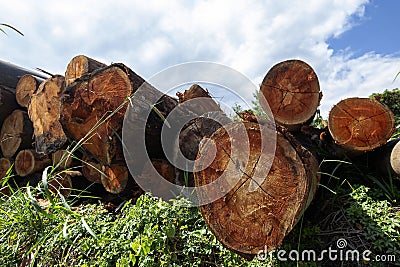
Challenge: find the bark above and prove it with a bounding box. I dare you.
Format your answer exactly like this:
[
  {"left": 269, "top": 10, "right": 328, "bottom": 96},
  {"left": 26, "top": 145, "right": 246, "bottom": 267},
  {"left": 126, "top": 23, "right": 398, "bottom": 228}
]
[
  {"left": 194, "top": 122, "right": 320, "bottom": 256},
  {"left": 0, "top": 85, "right": 20, "bottom": 127},
  {"left": 15, "top": 74, "right": 44, "bottom": 107},
  {"left": 259, "top": 59, "right": 322, "bottom": 131},
  {"left": 0, "top": 59, "right": 48, "bottom": 89},
  {"left": 60, "top": 63, "right": 146, "bottom": 165},
  {"left": 0, "top": 109, "right": 34, "bottom": 158},
  {"left": 28, "top": 75, "right": 67, "bottom": 154},
  {"left": 15, "top": 149, "right": 51, "bottom": 177},
  {"left": 328, "top": 97, "right": 395, "bottom": 153},
  {"left": 65, "top": 55, "right": 107, "bottom": 86}
]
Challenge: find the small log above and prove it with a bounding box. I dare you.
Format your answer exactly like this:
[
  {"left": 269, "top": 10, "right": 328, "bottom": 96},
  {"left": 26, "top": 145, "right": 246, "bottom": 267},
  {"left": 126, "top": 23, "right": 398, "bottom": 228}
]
[
  {"left": 101, "top": 164, "right": 129, "bottom": 194},
  {"left": 259, "top": 60, "right": 322, "bottom": 131},
  {"left": 0, "top": 109, "right": 34, "bottom": 158},
  {"left": 0, "top": 85, "right": 20, "bottom": 127},
  {"left": 28, "top": 75, "right": 67, "bottom": 154},
  {"left": 60, "top": 63, "right": 146, "bottom": 165},
  {"left": 15, "top": 74, "right": 44, "bottom": 107},
  {"left": 48, "top": 173, "right": 72, "bottom": 197},
  {"left": 65, "top": 55, "right": 107, "bottom": 86},
  {"left": 52, "top": 150, "right": 74, "bottom": 170},
  {"left": 15, "top": 149, "right": 51, "bottom": 177},
  {"left": 0, "top": 158, "right": 12, "bottom": 195},
  {"left": 81, "top": 155, "right": 102, "bottom": 184},
  {"left": 0, "top": 158, "right": 11, "bottom": 179},
  {"left": 328, "top": 97, "right": 395, "bottom": 153},
  {"left": 194, "top": 122, "right": 320, "bottom": 256}
]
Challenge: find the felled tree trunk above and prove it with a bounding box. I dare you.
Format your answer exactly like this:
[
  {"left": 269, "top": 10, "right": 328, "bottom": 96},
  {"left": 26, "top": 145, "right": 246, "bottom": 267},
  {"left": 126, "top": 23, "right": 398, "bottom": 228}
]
[
  {"left": 60, "top": 63, "right": 145, "bottom": 165},
  {"left": 328, "top": 97, "right": 395, "bottom": 153},
  {"left": 81, "top": 155, "right": 103, "bottom": 184},
  {"left": 0, "top": 158, "right": 11, "bottom": 179},
  {"left": 0, "top": 109, "right": 34, "bottom": 158},
  {"left": 65, "top": 55, "right": 107, "bottom": 86},
  {"left": 101, "top": 164, "right": 129, "bottom": 194},
  {"left": 259, "top": 59, "right": 322, "bottom": 131},
  {"left": 194, "top": 122, "right": 320, "bottom": 256},
  {"left": 15, "top": 74, "right": 44, "bottom": 108},
  {"left": 28, "top": 75, "right": 67, "bottom": 154},
  {"left": 15, "top": 149, "right": 51, "bottom": 177},
  {"left": 366, "top": 138, "right": 400, "bottom": 177},
  {"left": 52, "top": 150, "right": 74, "bottom": 170},
  {"left": 0, "top": 59, "right": 48, "bottom": 89},
  {"left": 0, "top": 85, "right": 20, "bottom": 127}
]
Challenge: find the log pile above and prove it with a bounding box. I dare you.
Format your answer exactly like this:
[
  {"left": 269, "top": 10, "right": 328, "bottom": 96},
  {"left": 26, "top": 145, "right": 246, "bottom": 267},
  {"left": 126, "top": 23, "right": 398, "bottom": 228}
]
[{"left": 0, "top": 56, "right": 398, "bottom": 259}]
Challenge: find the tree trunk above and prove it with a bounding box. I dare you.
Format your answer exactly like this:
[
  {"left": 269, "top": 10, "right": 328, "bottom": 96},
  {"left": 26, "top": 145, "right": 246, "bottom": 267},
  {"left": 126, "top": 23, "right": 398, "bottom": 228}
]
[
  {"left": 194, "top": 122, "right": 320, "bottom": 256},
  {"left": 0, "top": 157, "right": 11, "bottom": 179},
  {"left": 0, "top": 85, "right": 20, "bottom": 127},
  {"left": 0, "top": 59, "right": 48, "bottom": 89},
  {"left": 15, "top": 149, "right": 51, "bottom": 177},
  {"left": 259, "top": 59, "right": 322, "bottom": 131},
  {"left": 366, "top": 138, "right": 400, "bottom": 177},
  {"left": 15, "top": 74, "right": 44, "bottom": 108},
  {"left": 60, "top": 63, "right": 146, "bottom": 165},
  {"left": 28, "top": 75, "right": 67, "bottom": 154},
  {"left": 81, "top": 155, "right": 103, "bottom": 184},
  {"left": 48, "top": 173, "right": 72, "bottom": 197},
  {"left": 0, "top": 109, "right": 34, "bottom": 158},
  {"left": 65, "top": 55, "right": 107, "bottom": 86},
  {"left": 328, "top": 97, "right": 395, "bottom": 153}
]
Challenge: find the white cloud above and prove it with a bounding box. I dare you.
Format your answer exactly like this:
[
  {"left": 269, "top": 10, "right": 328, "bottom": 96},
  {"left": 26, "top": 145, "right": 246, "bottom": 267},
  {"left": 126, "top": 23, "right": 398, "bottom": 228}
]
[{"left": 1, "top": 0, "right": 399, "bottom": 117}]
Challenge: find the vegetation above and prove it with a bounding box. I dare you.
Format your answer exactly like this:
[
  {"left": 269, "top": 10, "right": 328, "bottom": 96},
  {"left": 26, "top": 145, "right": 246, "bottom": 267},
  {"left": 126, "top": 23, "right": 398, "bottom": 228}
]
[
  {"left": 371, "top": 88, "right": 400, "bottom": 136},
  {"left": 0, "top": 23, "right": 23, "bottom": 36}
]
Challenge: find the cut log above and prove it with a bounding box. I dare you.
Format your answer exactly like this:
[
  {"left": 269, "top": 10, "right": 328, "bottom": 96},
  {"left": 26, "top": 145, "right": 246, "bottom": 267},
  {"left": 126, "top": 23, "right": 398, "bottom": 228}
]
[
  {"left": 259, "top": 59, "right": 322, "bottom": 131},
  {"left": 65, "top": 55, "right": 107, "bottom": 86},
  {"left": 367, "top": 139, "right": 400, "bottom": 177},
  {"left": 328, "top": 97, "right": 395, "bottom": 153},
  {"left": 0, "top": 85, "right": 20, "bottom": 127},
  {"left": 101, "top": 164, "right": 129, "bottom": 194},
  {"left": 137, "top": 159, "right": 177, "bottom": 187},
  {"left": 15, "top": 74, "right": 44, "bottom": 107},
  {"left": 48, "top": 173, "right": 72, "bottom": 197},
  {"left": 28, "top": 75, "right": 67, "bottom": 154},
  {"left": 52, "top": 150, "right": 74, "bottom": 170},
  {"left": 0, "top": 109, "right": 34, "bottom": 158},
  {"left": 60, "top": 63, "right": 146, "bottom": 165},
  {"left": 0, "top": 158, "right": 11, "bottom": 179},
  {"left": 15, "top": 149, "right": 51, "bottom": 177},
  {"left": 0, "top": 59, "right": 48, "bottom": 89},
  {"left": 194, "top": 122, "right": 319, "bottom": 256},
  {"left": 81, "top": 155, "right": 102, "bottom": 184}
]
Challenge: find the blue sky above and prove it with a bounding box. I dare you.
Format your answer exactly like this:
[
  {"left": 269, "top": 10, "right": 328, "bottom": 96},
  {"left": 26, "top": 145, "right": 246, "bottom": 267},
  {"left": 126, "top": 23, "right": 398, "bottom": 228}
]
[
  {"left": 1, "top": 0, "right": 399, "bottom": 117},
  {"left": 329, "top": 0, "right": 400, "bottom": 57}
]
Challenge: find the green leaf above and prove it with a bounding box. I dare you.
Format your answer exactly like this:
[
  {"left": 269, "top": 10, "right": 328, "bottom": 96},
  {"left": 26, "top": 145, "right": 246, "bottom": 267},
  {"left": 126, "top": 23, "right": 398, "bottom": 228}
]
[{"left": 81, "top": 217, "right": 98, "bottom": 239}]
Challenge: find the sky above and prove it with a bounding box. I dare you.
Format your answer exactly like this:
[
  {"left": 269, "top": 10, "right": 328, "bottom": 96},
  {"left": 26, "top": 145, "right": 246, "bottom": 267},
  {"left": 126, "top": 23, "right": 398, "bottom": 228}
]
[{"left": 1, "top": 0, "right": 399, "bottom": 117}]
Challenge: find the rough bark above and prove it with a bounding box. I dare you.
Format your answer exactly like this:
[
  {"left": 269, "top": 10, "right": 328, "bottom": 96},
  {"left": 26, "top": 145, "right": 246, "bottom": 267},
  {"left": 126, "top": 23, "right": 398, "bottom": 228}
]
[
  {"left": 28, "top": 75, "right": 67, "bottom": 154},
  {"left": 16, "top": 74, "right": 44, "bottom": 107},
  {"left": 15, "top": 149, "right": 51, "bottom": 177},
  {"left": 60, "top": 63, "right": 146, "bottom": 165},
  {"left": 259, "top": 59, "right": 322, "bottom": 131},
  {"left": 194, "top": 122, "right": 320, "bottom": 256},
  {"left": 65, "top": 55, "right": 107, "bottom": 86},
  {"left": 0, "top": 109, "right": 34, "bottom": 158},
  {"left": 0, "top": 85, "right": 20, "bottom": 127},
  {"left": 328, "top": 97, "right": 395, "bottom": 153},
  {"left": 0, "top": 59, "right": 48, "bottom": 89}
]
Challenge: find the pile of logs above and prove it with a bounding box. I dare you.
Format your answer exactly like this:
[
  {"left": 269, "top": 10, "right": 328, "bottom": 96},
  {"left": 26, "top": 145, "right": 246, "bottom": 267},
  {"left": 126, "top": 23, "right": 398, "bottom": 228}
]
[{"left": 0, "top": 57, "right": 398, "bottom": 258}]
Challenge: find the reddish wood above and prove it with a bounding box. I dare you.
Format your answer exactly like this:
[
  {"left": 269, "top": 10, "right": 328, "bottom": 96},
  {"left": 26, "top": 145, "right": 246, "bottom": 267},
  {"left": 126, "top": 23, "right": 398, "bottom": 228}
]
[
  {"left": 328, "top": 97, "right": 395, "bottom": 153},
  {"left": 28, "top": 75, "right": 67, "bottom": 154},
  {"left": 259, "top": 60, "right": 322, "bottom": 131},
  {"left": 101, "top": 164, "right": 129, "bottom": 194},
  {"left": 194, "top": 122, "right": 319, "bottom": 256},
  {"left": 81, "top": 155, "right": 102, "bottom": 184},
  {"left": 0, "top": 110, "right": 34, "bottom": 158},
  {"left": 60, "top": 63, "right": 145, "bottom": 165},
  {"left": 65, "top": 55, "right": 106, "bottom": 86}
]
